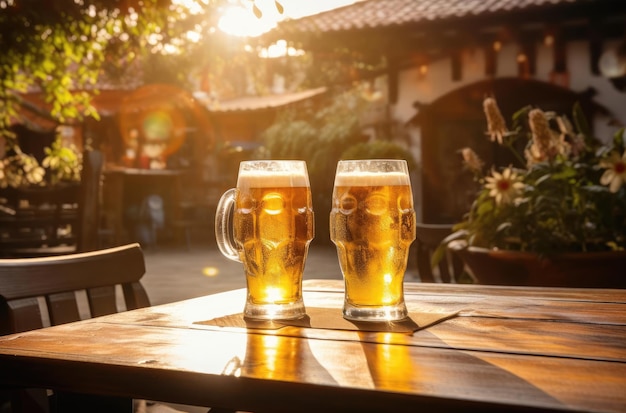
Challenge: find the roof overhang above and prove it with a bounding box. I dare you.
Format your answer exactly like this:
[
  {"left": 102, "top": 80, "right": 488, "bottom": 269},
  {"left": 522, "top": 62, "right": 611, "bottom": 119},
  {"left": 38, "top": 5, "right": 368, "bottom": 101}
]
[
  {"left": 196, "top": 87, "right": 328, "bottom": 114},
  {"left": 262, "top": 0, "right": 626, "bottom": 55}
]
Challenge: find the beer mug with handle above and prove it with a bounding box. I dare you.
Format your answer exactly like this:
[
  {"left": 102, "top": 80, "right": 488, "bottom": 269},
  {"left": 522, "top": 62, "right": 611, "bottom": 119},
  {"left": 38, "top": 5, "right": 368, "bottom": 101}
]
[
  {"left": 330, "top": 159, "right": 416, "bottom": 321},
  {"left": 215, "top": 160, "right": 314, "bottom": 320}
]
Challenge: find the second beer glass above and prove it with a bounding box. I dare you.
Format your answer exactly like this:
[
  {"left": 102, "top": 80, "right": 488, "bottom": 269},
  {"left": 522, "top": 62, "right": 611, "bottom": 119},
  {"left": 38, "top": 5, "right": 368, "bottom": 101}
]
[
  {"left": 330, "top": 159, "right": 416, "bottom": 321},
  {"left": 215, "top": 160, "right": 314, "bottom": 320}
]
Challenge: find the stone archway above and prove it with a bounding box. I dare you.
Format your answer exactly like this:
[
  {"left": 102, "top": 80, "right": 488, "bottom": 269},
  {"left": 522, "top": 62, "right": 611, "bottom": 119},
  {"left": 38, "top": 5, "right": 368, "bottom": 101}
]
[{"left": 412, "top": 77, "right": 607, "bottom": 223}]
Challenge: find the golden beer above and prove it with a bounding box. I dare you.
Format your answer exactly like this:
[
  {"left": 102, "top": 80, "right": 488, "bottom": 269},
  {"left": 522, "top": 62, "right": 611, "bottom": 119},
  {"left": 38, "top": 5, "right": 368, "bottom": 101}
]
[
  {"left": 235, "top": 172, "right": 314, "bottom": 308},
  {"left": 330, "top": 162, "right": 415, "bottom": 321},
  {"left": 216, "top": 161, "right": 314, "bottom": 320}
]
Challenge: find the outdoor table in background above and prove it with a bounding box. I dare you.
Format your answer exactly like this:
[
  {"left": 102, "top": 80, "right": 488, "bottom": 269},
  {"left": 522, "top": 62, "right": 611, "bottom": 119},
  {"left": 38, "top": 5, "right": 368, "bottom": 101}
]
[
  {"left": 101, "top": 167, "right": 183, "bottom": 246},
  {"left": 0, "top": 184, "right": 80, "bottom": 257},
  {"left": 0, "top": 280, "right": 625, "bottom": 413}
]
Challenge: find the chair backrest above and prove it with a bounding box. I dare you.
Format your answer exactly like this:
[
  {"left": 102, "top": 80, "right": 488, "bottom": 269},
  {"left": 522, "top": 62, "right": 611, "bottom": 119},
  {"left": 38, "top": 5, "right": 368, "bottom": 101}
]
[
  {"left": 0, "top": 243, "right": 150, "bottom": 335},
  {"left": 415, "top": 223, "right": 464, "bottom": 283}
]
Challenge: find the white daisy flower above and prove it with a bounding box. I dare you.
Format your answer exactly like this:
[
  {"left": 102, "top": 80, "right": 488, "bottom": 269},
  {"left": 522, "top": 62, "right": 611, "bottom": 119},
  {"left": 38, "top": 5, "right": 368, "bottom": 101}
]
[
  {"left": 600, "top": 150, "right": 626, "bottom": 193},
  {"left": 484, "top": 167, "right": 525, "bottom": 205}
]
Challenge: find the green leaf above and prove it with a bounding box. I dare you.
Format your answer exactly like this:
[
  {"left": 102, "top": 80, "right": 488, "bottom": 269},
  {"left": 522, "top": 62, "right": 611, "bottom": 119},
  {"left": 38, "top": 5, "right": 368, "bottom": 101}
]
[
  {"left": 583, "top": 185, "right": 609, "bottom": 194},
  {"left": 511, "top": 105, "right": 532, "bottom": 129},
  {"left": 550, "top": 167, "right": 576, "bottom": 181},
  {"left": 476, "top": 199, "right": 494, "bottom": 216},
  {"left": 613, "top": 128, "right": 625, "bottom": 151},
  {"left": 430, "top": 246, "right": 447, "bottom": 269},
  {"left": 496, "top": 222, "right": 512, "bottom": 233},
  {"left": 572, "top": 102, "right": 591, "bottom": 139},
  {"left": 535, "top": 174, "right": 552, "bottom": 186}
]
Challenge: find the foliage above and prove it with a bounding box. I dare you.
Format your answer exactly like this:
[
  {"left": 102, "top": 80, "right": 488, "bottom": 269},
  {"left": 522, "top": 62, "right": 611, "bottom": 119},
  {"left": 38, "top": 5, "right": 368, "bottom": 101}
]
[
  {"left": 445, "top": 98, "right": 626, "bottom": 255},
  {"left": 260, "top": 87, "right": 385, "bottom": 244},
  {"left": 0, "top": 144, "right": 44, "bottom": 188},
  {"left": 341, "top": 141, "right": 416, "bottom": 172},
  {"left": 0, "top": 0, "right": 253, "bottom": 141},
  {"left": 259, "top": 87, "right": 368, "bottom": 200},
  {"left": 42, "top": 136, "right": 83, "bottom": 185},
  {"left": 0, "top": 133, "right": 82, "bottom": 188}
]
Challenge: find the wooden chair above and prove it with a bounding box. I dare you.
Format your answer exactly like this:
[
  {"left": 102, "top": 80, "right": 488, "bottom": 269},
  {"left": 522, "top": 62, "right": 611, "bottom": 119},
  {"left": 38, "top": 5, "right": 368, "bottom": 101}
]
[
  {"left": 414, "top": 223, "right": 464, "bottom": 283},
  {"left": 0, "top": 243, "right": 150, "bottom": 413}
]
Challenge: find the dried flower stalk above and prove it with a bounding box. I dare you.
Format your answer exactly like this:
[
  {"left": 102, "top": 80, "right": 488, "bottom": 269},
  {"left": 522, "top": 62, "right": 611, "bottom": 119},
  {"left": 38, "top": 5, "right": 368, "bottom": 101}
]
[
  {"left": 526, "top": 108, "right": 561, "bottom": 165},
  {"left": 483, "top": 97, "right": 507, "bottom": 144},
  {"left": 460, "top": 147, "right": 484, "bottom": 173}
]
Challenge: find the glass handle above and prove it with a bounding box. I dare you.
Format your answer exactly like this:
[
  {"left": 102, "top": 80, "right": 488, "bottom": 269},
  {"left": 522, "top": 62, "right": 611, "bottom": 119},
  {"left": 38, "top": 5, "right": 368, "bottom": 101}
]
[{"left": 215, "top": 188, "right": 242, "bottom": 262}]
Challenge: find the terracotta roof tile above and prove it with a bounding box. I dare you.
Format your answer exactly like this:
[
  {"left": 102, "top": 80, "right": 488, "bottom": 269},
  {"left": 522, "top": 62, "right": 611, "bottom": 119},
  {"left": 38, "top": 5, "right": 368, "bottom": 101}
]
[{"left": 273, "top": 0, "right": 581, "bottom": 34}]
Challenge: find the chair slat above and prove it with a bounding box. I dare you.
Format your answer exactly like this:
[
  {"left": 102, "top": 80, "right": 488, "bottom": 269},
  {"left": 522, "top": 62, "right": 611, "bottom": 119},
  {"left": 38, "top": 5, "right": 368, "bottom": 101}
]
[
  {"left": 122, "top": 283, "right": 151, "bottom": 311},
  {"left": 46, "top": 292, "right": 81, "bottom": 326},
  {"left": 438, "top": 257, "right": 452, "bottom": 283},
  {"left": 4, "top": 298, "right": 44, "bottom": 334},
  {"left": 87, "top": 286, "right": 118, "bottom": 317},
  {"left": 416, "top": 244, "right": 435, "bottom": 282},
  {"left": 9, "top": 388, "right": 49, "bottom": 413}
]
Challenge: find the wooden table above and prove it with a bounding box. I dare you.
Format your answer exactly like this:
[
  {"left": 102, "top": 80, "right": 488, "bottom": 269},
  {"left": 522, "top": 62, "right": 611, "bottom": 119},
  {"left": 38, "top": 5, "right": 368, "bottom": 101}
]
[{"left": 1, "top": 280, "right": 625, "bottom": 413}]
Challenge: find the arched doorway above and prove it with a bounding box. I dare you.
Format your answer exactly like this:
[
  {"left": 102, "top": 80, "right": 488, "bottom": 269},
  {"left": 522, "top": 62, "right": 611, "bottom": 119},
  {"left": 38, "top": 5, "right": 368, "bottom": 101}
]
[{"left": 412, "top": 77, "right": 608, "bottom": 223}]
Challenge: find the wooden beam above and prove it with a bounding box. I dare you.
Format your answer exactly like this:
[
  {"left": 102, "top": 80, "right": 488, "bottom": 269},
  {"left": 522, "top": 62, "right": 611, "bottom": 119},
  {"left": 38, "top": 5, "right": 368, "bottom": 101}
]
[
  {"left": 387, "top": 54, "right": 399, "bottom": 104},
  {"left": 451, "top": 49, "right": 462, "bottom": 81},
  {"left": 553, "top": 29, "right": 567, "bottom": 73},
  {"left": 518, "top": 40, "right": 536, "bottom": 78},
  {"left": 484, "top": 43, "right": 498, "bottom": 77},
  {"left": 588, "top": 19, "right": 603, "bottom": 76}
]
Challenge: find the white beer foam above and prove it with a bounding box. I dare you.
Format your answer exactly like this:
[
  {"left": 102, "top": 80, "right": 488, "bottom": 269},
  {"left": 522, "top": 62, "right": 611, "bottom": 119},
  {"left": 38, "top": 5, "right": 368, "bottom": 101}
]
[
  {"left": 334, "top": 171, "right": 410, "bottom": 186},
  {"left": 238, "top": 170, "right": 310, "bottom": 187}
]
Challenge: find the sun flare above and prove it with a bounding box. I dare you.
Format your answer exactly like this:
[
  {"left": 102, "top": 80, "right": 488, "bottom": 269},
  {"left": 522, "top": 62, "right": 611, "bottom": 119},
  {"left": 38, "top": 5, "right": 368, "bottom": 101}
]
[
  {"left": 218, "top": 5, "right": 273, "bottom": 38},
  {"left": 218, "top": 0, "right": 360, "bottom": 38}
]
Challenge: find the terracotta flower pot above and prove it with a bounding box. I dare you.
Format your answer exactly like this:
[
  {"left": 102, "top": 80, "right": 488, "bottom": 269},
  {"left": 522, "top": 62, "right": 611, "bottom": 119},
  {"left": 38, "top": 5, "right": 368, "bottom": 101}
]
[{"left": 448, "top": 241, "right": 626, "bottom": 288}]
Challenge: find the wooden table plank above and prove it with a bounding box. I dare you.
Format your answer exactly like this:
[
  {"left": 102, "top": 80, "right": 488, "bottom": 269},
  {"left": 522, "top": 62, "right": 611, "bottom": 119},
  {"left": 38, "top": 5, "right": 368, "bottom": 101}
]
[
  {"left": 420, "top": 316, "right": 626, "bottom": 362},
  {"left": 304, "top": 279, "right": 626, "bottom": 303}
]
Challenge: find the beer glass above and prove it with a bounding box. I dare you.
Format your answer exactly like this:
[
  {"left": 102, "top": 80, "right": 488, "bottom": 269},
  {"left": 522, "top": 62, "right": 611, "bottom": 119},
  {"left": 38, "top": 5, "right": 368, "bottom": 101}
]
[
  {"left": 330, "top": 159, "right": 416, "bottom": 321},
  {"left": 215, "top": 160, "right": 314, "bottom": 320}
]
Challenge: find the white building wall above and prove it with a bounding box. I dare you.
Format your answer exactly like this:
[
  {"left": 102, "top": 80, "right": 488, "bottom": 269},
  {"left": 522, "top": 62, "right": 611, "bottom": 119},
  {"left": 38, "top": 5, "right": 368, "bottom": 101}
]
[{"left": 394, "top": 40, "right": 626, "bottom": 144}]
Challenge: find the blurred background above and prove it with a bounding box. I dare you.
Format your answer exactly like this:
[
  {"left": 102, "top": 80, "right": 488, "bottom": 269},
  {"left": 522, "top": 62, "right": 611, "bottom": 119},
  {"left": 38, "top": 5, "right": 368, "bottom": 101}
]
[{"left": 2, "top": 0, "right": 625, "bottom": 253}]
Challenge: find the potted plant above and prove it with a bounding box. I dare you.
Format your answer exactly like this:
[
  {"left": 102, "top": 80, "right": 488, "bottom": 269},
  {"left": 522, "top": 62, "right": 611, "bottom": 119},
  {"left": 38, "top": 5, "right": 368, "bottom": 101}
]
[{"left": 440, "top": 97, "right": 626, "bottom": 288}]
